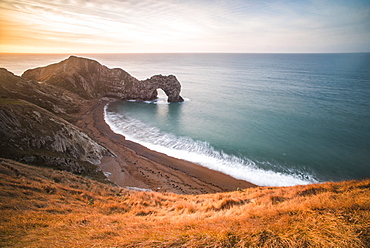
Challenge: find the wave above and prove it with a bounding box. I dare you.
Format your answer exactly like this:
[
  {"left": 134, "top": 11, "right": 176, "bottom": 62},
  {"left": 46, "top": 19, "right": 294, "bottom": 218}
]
[
  {"left": 127, "top": 97, "right": 190, "bottom": 105},
  {"left": 104, "top": 104, "right": 317, "bottom": 186}
]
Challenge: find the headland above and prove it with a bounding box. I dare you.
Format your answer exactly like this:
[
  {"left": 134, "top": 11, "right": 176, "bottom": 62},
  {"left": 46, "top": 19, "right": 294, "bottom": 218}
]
[{"left": 0, "top": 56, "right": 255, "bottom": 194}]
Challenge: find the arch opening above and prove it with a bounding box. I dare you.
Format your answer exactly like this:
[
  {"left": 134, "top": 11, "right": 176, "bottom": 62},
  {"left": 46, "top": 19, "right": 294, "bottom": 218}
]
[{"left": 156, "top": 88, "right": 169, "bottom": 104}]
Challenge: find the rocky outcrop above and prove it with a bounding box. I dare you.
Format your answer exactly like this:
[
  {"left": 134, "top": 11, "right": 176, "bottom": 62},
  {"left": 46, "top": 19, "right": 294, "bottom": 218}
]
[
  {"left": 144, "top": 75, "right": 184, "bottom": 102},
  {"left": 0, "top": 68, "right": 82, "bottom": 120},
  {"left": 0, "top": 97, "right": 109, "bottom": 176},
  {"left": 22, "top": 56, "right": 184, "bottom": 102},
  {"left": 0, "top": 56, "right": 184, "bottom": 185}
]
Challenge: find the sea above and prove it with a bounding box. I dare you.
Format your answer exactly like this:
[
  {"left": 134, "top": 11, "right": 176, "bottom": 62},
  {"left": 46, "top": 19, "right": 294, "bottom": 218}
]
[{"left": 1, "top": 53, "right": 370, "bottom": 186}]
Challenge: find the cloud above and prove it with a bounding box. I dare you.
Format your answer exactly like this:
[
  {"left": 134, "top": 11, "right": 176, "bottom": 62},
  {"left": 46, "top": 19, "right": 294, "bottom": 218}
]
[{"left": 1, "top": 0, "right": 369, "bottom": 53}]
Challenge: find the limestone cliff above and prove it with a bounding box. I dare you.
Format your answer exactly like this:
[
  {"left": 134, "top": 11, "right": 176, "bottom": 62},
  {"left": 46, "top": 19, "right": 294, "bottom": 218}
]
[
  {"left": 0, "top": 97, "right": 109, "bottom": 179},
  {"left": 22, "top": 56, "right": 184, "bottom": 102},
  {"left": 0, "top": 56, "right": 184, "bottom": 185},
  {"left": 0, "top": 68, "right": 82, "bottom": 120},
  {"left": 0, "top": 69, "right": 111, "bottom": 181}
]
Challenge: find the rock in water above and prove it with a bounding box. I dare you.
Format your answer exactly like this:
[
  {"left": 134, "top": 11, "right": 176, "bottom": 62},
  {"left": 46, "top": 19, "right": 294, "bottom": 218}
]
[
  {"left": 146, "top": 75, "right": 184, "bottom": 102},
  {"left": 22, "top": 56, "right": 184, "bottom": 102}
]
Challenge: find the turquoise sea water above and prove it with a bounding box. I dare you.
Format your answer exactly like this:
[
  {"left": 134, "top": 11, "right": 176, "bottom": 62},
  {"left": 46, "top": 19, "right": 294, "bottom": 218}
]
[{"left": 1, "top": 53, "right": 370, "bottom": 186}]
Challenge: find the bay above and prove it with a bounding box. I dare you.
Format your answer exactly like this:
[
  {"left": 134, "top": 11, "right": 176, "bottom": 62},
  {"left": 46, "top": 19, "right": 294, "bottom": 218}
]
[{"left": 2, "top": 53, "right": 370, "bottom": 186}]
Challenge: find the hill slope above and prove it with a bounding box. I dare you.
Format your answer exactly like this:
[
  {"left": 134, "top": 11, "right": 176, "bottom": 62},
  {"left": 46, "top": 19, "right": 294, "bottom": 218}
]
[
  {"left": 1, "top": 158, "right": 369, "bottom": 247},
  {"left": 1, "top": 57, "right": 369, "bottom": 247},
  {"left": 0, "top": 98, "right": 110, "bottom": 181}
]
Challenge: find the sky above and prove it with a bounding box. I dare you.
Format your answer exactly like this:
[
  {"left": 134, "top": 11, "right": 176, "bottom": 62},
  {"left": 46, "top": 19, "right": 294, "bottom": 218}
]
[{"left": 1, "top": 0, "right": 369, "bottom": 53}]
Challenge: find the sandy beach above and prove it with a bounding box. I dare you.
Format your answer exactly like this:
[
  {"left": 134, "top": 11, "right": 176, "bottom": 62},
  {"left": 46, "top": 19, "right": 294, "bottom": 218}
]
[{"left": 76, "top": 99, "right": 256, "bottom": 194}]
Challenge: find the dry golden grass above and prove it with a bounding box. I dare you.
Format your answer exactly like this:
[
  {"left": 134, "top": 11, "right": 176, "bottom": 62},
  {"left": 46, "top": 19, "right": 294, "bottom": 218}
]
[{"left": 1, "top": 158, "right": 369, "bottom": 247}]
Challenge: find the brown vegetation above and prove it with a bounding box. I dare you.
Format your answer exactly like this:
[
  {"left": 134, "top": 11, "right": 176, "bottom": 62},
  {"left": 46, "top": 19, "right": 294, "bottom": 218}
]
[{"left": 1, "top": 158, "right": 369, "bottom": 247}]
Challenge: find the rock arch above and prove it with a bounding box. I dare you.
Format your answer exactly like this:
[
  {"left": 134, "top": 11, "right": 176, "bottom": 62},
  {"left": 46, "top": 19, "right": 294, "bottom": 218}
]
[
  {"left": 148, "top": 75, "right": 184, "bottom": 102},
  {"left": 22, "top": 56, "right": 184, "bottom": 102},
  {"left": 156, "top": 88, "right": 168, "bottom": 101}
]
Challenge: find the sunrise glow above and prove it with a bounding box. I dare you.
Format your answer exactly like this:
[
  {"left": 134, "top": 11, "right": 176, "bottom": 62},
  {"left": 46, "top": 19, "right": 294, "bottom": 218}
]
[{"left": 1, "top": 0, "right": 369, "bottom": 53}]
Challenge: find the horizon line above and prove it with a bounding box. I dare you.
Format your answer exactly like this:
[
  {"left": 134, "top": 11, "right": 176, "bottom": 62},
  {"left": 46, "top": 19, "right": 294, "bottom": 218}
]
[{"left": 1, "top": 51, "right": 370, "bottom": 55}]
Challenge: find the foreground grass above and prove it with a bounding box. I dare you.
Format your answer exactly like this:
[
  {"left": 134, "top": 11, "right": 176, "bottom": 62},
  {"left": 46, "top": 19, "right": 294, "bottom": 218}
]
[{"left": 0, "top": 158, "right": 369, "bottom": 247}]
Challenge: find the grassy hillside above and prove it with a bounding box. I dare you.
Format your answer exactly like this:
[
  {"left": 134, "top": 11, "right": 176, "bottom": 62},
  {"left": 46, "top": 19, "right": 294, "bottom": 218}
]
[{"left": 1, "top": 158, "right": 369, "bottom": 247}]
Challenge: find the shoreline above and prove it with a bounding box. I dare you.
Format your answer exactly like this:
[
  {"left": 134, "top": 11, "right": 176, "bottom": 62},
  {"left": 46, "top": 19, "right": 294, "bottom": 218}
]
[{"left": 76, "top": 99, "right": 256, "bottom": 194}]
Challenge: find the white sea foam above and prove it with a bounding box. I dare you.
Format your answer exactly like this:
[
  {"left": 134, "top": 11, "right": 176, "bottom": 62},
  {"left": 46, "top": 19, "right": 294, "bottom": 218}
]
[
  {"left": 104, "top": 105, "right": 317, "bottom": 187},
  {"left": 126, "top": 98, "right": 172, "bottom": 105}
]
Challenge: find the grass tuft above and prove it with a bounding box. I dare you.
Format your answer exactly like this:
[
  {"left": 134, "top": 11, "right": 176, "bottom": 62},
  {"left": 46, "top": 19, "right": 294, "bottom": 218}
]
[{"left": 1, "top": 158, "right": 369, "bottom": 247}]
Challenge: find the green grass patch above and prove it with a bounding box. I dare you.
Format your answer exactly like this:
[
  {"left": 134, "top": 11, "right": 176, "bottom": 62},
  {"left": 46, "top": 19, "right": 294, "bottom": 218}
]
[{"left": 0, "top": 98, "right": 29, "bottom": 106}]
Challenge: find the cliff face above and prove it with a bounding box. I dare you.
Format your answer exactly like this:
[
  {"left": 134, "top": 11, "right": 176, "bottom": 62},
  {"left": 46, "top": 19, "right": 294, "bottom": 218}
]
[
  {"left": 0, "top": 68, "right": 111, "bottom": 180},
  {"left": 0, "top": 56, "right": 184, "bottom": 184},
  {"left": 22, "top": 56, "right": 184, "bottom": 102},
  {"left": 0, "top": 97, "right": 109, "bottom": 176},
  {"left": 0, "top": 68, "right": 82, "bottom": 119}
]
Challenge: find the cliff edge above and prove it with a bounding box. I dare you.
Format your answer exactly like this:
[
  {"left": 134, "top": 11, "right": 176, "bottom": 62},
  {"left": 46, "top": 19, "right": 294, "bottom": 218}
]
[
  {"left": 0, "top": 56, "right": 186, "bottom": 187},
  {"left": 0, "top": 98, "right": 109, "bottom": 176},
  {"left": 22, "top": 56, "right": 184, "bottom": 102}
]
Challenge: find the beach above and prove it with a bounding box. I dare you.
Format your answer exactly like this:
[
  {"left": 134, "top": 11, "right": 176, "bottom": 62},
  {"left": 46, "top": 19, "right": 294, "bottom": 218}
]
[
  {"left": 76, "top": 99, "right": 256, "bottom": 194},
  {"left": 2, "top": 53, "right": 368, "bottom": 185}
]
